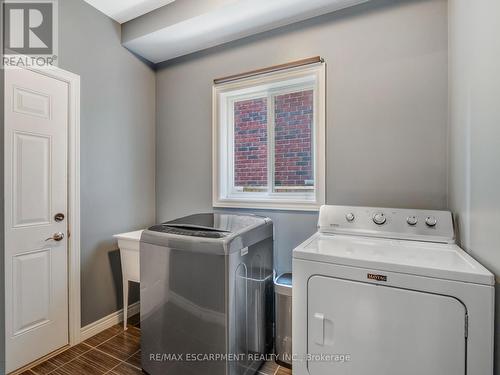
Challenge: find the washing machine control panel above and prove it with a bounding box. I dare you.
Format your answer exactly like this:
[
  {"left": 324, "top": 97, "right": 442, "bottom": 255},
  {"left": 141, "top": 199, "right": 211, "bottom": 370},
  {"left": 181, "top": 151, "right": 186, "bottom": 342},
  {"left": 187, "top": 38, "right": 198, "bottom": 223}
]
[{"left": 318, "top": 205, "right": 455, "bottom": 243}]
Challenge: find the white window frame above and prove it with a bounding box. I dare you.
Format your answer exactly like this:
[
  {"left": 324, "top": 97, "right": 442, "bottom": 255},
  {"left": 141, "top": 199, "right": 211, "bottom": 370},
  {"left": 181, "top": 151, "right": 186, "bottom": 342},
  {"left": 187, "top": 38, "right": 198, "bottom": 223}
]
[{"left": 212, "top": 63, "right": 326, "bottom": 211}]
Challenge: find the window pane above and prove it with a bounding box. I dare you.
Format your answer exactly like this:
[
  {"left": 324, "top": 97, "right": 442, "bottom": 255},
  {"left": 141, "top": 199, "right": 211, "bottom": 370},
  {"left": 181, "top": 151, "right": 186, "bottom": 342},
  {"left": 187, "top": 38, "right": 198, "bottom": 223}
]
[
  {"left": 234, "top": 98, "right": 268, "bottom": 191},
  {"left": 274, "top": 90, "right": 314, "bottom": 191}
]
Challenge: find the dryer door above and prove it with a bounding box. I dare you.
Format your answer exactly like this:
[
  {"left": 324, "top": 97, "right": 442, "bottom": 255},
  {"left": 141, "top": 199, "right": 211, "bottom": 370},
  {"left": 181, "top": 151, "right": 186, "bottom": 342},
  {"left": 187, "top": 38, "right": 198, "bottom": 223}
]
[{"left": 307, "top": 276, "right": 466, "bottom": 375}]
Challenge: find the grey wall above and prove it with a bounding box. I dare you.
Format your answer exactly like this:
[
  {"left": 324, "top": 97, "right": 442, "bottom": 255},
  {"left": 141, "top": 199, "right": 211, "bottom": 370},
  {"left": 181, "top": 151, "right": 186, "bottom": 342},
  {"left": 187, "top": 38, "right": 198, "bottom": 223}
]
[
  {"left": 155, "top": 0, "right": 448, "bottom": 273},
  {"left": 58, "top": 0, "right": 156, "bottom": 326},
  {"left": 448, "top": 0, "right": 500, "bottom": 370}
]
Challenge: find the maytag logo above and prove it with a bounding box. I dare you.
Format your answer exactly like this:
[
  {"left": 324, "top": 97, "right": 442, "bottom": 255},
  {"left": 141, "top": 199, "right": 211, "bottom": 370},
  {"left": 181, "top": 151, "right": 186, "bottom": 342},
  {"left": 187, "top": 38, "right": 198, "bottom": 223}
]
[{"left": 367, "top": 273, "right": 387, "bottom": 282}]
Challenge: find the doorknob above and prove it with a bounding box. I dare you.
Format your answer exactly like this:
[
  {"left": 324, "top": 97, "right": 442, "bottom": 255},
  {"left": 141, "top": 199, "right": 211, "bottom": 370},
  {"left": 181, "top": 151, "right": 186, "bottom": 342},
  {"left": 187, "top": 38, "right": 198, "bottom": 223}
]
[{"left": 45, "top": 232, "right": 64, "bottom": 241}]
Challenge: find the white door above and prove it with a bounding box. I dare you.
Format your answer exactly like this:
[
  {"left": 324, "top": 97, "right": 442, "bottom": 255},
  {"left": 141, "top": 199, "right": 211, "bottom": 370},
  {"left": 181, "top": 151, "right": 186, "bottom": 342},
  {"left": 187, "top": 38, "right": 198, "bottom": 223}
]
[
  {"left": 5, "top": 68, "right": 69, "bottom": 372},
  {"left": 308, "top": 276, "right": 466, "bottom": 375}
]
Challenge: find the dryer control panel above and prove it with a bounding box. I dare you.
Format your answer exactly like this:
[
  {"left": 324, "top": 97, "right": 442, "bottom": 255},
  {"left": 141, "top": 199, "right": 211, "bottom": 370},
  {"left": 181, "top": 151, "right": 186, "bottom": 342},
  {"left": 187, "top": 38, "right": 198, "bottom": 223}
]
[{"left": 318, "top": 205, "right": 455, "bottom": 243}]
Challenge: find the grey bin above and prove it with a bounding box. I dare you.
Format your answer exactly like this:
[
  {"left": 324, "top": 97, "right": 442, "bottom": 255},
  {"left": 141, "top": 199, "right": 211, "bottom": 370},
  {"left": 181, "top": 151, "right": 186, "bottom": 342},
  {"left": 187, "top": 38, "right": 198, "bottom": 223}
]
[{"left": 274, "top": 273, "right": 292, "bottom": 368}]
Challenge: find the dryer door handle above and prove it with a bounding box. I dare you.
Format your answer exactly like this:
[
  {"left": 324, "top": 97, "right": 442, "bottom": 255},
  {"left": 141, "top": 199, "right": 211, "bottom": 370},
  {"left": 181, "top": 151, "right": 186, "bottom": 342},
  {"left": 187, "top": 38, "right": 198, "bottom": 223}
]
[{"left": 312, "top": 312, "right": 325, "bottom": 345}]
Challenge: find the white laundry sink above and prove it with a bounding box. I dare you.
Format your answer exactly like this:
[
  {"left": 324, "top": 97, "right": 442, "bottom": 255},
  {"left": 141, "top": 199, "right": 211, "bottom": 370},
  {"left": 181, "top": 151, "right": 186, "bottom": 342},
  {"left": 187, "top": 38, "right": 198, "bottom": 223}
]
[{"left": 113, "top": 229, "right": 143, "bottom": 329}]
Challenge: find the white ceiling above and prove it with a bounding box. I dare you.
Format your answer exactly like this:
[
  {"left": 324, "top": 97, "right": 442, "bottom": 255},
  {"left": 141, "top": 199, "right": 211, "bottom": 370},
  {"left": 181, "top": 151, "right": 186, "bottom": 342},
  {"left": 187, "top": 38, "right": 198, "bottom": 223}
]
[
  {"left": 83, "top": 0, "right": 176, "bottom": 24},
  {"left": 123, "top": 0, "right": 370, "bottom": 63}
]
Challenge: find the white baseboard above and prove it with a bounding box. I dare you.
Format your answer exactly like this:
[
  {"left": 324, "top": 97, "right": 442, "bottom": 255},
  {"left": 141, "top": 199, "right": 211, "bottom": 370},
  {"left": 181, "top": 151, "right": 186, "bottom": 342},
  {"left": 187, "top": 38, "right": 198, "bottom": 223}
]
[{"left": 80, "top": 302, "right": 140, "bottom": 342}]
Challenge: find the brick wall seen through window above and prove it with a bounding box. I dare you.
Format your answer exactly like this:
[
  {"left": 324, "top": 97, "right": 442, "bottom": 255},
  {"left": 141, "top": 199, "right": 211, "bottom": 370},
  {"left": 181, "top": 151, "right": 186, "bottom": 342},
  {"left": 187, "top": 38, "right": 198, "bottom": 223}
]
[
  {"left": 233, "top": 90, "right": 313, "bottom": 189},
  {"left": 274, "top": 90, "right": 313, "bottom": 187},
  {"left": 234, "top": 98, "right": 268, "bottom": 188}
]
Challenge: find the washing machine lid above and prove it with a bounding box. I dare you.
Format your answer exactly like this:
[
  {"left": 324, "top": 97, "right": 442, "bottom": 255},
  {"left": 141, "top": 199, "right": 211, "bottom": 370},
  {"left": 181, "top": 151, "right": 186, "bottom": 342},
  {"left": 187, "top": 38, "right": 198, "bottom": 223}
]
[
  {"left": 294, "top": 233, "right": 494, "bottom": 285},
  {"left": 143, "top": 213, "right": 273, "bottom": 254},
  {"left": 165, "top": 213, "right": 234, "bottom": 232},
  {"left": 149, "top": 213, "right": 270, "bottom": 237}
]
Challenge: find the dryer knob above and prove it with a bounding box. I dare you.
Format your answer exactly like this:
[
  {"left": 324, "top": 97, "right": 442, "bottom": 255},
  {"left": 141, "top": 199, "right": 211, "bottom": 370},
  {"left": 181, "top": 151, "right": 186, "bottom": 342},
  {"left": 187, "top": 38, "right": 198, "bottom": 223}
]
[
  {"left": 407, "top": 216, "right": 418, "bottom": 226},
  {"left": 346, "top": 213, "right": 355, "bottom": 222},
  {"left": 425, "top": 216, "right": 437, "bottom": 227},
  {"left": 373, "top": 213, "right": 386, "bottom": 225}
]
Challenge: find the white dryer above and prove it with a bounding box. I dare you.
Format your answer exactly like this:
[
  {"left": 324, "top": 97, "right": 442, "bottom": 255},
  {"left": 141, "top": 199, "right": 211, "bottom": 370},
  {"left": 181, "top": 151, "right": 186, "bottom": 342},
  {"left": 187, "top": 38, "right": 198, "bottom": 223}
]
[{"left": 293, "top": 205, "right": 494, "bottom": 375}]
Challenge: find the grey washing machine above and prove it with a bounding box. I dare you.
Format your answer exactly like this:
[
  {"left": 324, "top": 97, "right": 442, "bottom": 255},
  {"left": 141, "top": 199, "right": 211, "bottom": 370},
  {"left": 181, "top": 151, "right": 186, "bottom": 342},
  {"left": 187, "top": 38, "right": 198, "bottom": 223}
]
[{"left": 140, "top": 213, "right": 274, "bottom": 375}]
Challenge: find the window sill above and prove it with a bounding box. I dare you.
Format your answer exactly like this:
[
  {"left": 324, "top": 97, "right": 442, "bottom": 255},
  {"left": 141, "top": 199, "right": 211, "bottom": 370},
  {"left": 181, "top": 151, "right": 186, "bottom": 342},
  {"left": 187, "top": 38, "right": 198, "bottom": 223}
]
[{"left": 213, "top": 197, "right": 322, "bottom": 211}]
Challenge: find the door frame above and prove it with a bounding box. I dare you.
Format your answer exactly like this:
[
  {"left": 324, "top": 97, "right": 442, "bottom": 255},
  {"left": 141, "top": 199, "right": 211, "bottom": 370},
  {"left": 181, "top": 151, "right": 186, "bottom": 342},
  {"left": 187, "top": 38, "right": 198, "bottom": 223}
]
[{"left": 5, "top": 66, "right": 81, "bottom": 349}]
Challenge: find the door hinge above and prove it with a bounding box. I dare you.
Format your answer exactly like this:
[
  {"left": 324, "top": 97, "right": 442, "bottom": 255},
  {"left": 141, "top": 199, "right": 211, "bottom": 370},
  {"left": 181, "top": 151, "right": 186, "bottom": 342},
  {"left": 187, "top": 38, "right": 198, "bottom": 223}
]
[{"left": 465, "top": 314, "right": 469, "bottom": 339}]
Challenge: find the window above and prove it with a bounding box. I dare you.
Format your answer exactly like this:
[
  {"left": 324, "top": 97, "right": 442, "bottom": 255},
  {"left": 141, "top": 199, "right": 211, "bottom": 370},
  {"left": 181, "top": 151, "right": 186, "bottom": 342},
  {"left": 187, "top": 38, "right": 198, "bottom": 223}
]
[{"left": 213, "top": 62, "right": 325, "bottom": 210}]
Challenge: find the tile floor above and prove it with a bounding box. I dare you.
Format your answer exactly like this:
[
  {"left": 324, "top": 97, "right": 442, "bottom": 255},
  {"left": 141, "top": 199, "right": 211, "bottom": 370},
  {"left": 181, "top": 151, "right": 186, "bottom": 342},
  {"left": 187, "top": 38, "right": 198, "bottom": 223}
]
[{"left": 18, "top": 314, "right": 292, "bottom": 375}]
